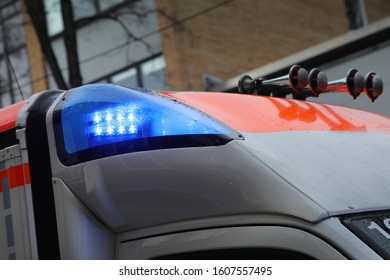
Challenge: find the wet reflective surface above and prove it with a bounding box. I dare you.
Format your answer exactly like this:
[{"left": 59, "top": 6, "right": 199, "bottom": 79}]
[{"left": 164, "top": 92, "right": 390, "bottom": 133}]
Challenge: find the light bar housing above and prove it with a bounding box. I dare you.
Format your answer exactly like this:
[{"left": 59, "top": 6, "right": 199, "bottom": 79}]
[{"left": 53, "top": 84, "right": 241, "bottom": 165}]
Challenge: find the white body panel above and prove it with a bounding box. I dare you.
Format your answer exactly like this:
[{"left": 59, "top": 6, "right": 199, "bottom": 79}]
[{"left": 0, "top": 145, "right": 35, "bottom": 259}]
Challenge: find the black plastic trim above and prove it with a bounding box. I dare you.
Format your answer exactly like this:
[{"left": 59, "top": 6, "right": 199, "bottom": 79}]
[
  {"left": 0, "top": 128, "right": 18, "bottom": 150},
  {"left": 54, "top": 131, "right": 237, "bottom": 166},
  {"left": 154, "top": 248, "right": 313, "bottom": 260},
  {"left": 25, "top": 90, "right": 63, "bottom": 259}
]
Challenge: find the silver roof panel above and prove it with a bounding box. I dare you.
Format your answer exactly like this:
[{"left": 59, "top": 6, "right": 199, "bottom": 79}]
[{"left": 240, "top": 130, "right": 390, "bottom": 216}]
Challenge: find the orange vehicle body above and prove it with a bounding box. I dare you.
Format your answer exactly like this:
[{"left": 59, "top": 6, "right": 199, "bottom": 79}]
[
  {"left": 160, "top": 91, "right": 390, "bottom": 134},
  {"left": 1, "top": 84, "right": 390, "bottom": 260},
  {"left": 0, "top": 99, "right": 27, "bottom": 132},
  {"left": 2, "top": 92, "right": 390, "bottom": 134}
]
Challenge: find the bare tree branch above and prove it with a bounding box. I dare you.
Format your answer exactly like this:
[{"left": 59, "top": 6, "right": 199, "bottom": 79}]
[
  {"left": 61, "top": 0, "right": 83, "bottom": 87},
  {"left": 24, "top": 0, "right": 158, "bottom": 90},
  {"left": 77, "top": 14, "right": 155, "bottom": 54}
]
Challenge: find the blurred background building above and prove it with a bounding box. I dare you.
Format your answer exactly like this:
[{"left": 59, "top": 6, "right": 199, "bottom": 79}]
[{"left": 0, "top": 0, "right": 389, "bottom": 115}]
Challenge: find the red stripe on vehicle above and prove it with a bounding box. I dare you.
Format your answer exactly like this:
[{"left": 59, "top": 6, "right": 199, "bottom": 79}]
[
  {"left": 8, "top": 165, "right": 25, "bottom": 189},
  {"left": 0, "top": 100, "right": 27, "bottom": 132},
  {"left": 0, "top": 169, "right": 6, "bottom": 192},
  {"left": 0, "top": 163, "right": 30, "bottom": 192}
]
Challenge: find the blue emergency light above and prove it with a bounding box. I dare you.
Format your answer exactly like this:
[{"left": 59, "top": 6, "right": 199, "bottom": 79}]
[{"left": 53, "top": 84, "right": 238, "bottom": 164}]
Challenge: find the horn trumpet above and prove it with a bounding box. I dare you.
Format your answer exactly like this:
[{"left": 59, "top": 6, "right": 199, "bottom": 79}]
[
  {"left": 364, "top": 72, "right": 383, "bottom": 102},
  {"left": 237, "top": 66, "right": 384, "bottom": 102},
  {"left": 323, "top": 69, "right": 365, "bottom": 99},
  {"left": 293, "top": 68, "right": 328, "bottom": 100},
  {"left": 238, "top": 65, "right": 309, "bottom": 97}
]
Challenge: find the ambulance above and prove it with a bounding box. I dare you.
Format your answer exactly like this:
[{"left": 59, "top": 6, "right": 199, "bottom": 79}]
[{"left": 0, "top": 65, "right": 389, "bottom": 260}]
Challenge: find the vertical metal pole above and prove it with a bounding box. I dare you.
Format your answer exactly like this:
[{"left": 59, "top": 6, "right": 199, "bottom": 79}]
[{"left": 344, "top": 0, "right": 368, "bottom": 30}]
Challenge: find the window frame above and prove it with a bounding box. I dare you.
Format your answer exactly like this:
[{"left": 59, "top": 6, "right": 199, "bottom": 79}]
[
  {"left": 44, "top": 0, "right": 135, "bottom": 37},
  {"left": 90, "top": 52, "right": 167, "bottom": 90}
]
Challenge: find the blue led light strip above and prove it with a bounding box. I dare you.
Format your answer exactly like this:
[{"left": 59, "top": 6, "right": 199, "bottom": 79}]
[{"left": 89, "top": 106, "right": 141, "bottom": 137}]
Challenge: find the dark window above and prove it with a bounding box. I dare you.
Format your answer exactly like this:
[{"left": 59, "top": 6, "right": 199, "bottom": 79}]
[
  {"left": 92, "top": 54, "right": 168, "bottom": 90},
  {"left": 341, "top": 211, "right": 390, "bottom": 259},
  {"left": 44, "top": 0, "right": 167, "bottom": 91},
  {"left": 45, "top": 0, "right": 127, "bottom": 36}
]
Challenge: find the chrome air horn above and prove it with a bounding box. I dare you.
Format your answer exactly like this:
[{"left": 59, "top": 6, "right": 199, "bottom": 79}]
[
  {"left": 294, "top": 68, "right": 328, "bottom": 100},
  {"left": 322, "top": 69, "right": 365, "bottom": 99},
  {"left": 238, "top": 65, "right": 309, "bottom": 97},
  {"left": 364, "top": 72, "right": 383, "bottom": 102},
  {"left": 237, "top": 66, "right": 383, "bottom": 102}
]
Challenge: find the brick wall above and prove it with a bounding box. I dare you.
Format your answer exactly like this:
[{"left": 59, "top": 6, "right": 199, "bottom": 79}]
[
  {"left": 22, "top": 3, "right": 48, "bottom": 93},
  {"left": 157, "top": 0, "right": 390, "bottom": 91},
  {"left": 366, "top": 0, "right": 390, "bottom": 22}
]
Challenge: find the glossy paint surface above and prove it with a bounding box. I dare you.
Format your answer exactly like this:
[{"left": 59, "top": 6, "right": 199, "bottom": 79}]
[
  {"left": 161, "top": 92, "right": 390, "bottom": 134},
  {"left": 0, "top": 100, "right": 27, "bottom": 132}
]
